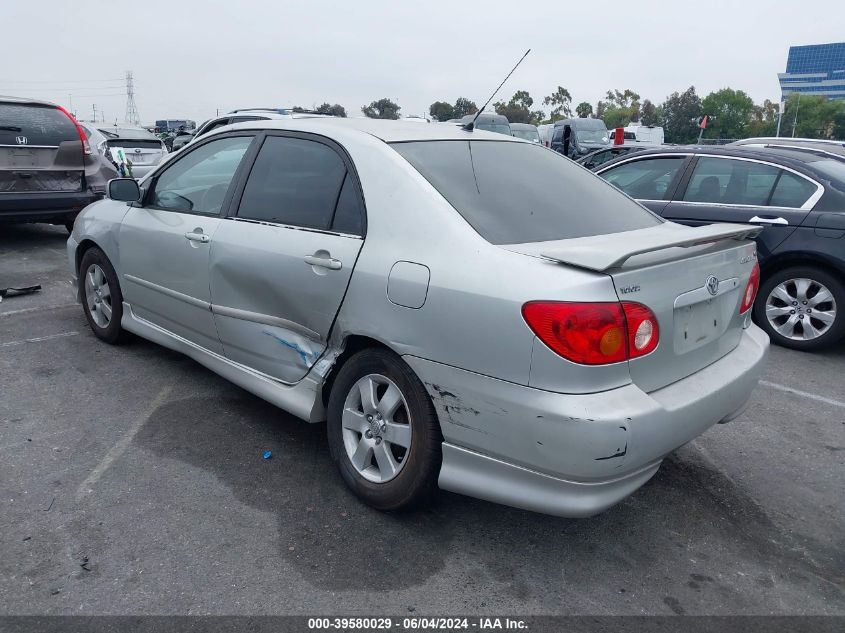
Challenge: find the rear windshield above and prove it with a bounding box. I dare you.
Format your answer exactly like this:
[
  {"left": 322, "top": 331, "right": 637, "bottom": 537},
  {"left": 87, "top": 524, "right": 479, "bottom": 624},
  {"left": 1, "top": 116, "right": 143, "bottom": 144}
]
[
  {"left": 0, "top": 103, "right": 77, "bottom": 146},
  {"left": 106, "top": 139, "right": 162, "bottom": 149},
  {"left": 476, "top": 123, "right": 511, "bottom": 136},
  {"left": 511, "top": 129, "right": 540, "bottom": 142},
  {"left": 392, "top": 140, "right": 661, "bottom": 244}
]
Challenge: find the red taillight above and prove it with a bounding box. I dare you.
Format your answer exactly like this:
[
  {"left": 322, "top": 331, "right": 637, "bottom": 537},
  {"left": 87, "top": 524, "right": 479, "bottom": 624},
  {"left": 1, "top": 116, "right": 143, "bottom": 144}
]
[
  {"left": 57, "top": 105, "right": 91, "bottom": 155},
  {"left": 622, "top": 302, "right": 660, "bottom": 358},
  {"left": 522, "top": 301, "right": 659, "bottom": 365},
  {"left": 740, "top": 262, "right": 760, "bottom": 314}
]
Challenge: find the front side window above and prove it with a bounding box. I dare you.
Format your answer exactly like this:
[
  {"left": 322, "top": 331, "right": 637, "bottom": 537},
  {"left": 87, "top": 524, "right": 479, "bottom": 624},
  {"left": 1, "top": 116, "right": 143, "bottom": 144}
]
[
  {"left": 683, "top": 157, "right": 779, "bottom": 205},
  {"left": 392, "top": 140, "right": 660, "bottom": 245},
  {"left": 236, "top": 136, "right": 347, "bottom": 230},
  {"left": 601, "top": 156, "right": 686, "bottom": 200},
  {"left": 150, "top": 135, "right": 252, "bottom": 214}
]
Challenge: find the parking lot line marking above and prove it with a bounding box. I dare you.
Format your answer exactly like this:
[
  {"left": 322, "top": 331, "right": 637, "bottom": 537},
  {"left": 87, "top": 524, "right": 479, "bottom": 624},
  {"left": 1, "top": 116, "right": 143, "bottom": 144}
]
[
  {"left": 760, "top": 380, "right": 845, "bottom": 409},
  {"left": 76, "top": 385, "right": 174, "bottom": 499},
  {"left": 0, "top": 331, "right": 79, "bottom": 348},
  {"left": 0, "top": 302, "right": 78, "bottom": 318}
]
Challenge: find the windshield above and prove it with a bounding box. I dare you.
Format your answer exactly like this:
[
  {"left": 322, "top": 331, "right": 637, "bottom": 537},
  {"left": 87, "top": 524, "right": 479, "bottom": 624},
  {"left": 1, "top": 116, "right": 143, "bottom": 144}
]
[
  {"left": 511, "top": 129, "right": 540, "bottom": 142},
  {"left": 576, "top": 129, "right": 609, "bottom": 144},
  {"left": 391, "top": 140, "right": 660, "bottom": 245},
  {"left": 476, "top": 122, "right": 512, "bottom": 136}
]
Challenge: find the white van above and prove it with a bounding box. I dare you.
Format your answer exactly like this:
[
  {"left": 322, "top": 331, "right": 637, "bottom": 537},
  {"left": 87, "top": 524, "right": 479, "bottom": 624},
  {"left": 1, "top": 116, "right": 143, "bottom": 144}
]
[{"left": 609, "top": 124, "right": 664, "bottom": 145}]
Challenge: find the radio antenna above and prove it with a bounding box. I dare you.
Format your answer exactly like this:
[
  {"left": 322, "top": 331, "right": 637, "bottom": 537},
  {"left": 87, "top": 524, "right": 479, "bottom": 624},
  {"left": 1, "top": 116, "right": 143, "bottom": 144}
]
[{"left": 463, "top": 49, "right": 531, "bottom": 131}]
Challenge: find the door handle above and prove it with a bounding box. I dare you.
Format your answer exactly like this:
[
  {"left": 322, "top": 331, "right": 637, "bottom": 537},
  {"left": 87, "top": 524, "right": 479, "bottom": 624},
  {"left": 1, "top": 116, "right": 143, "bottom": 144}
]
[
  {"left": 749, "top": 216, "right": 788, "bottom": 226},
  {"left": 304, "top": 254, "right": 342, "bottom": 270},
  {"left": 184, "top": 231, "right": 210, "bottom": 243}
]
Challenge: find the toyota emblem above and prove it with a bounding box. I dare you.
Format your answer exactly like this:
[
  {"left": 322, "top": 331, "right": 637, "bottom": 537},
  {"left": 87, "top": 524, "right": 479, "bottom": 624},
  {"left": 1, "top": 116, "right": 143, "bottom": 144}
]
[{"left": 706, "top": 275, "right": 719, "bottom": 296}]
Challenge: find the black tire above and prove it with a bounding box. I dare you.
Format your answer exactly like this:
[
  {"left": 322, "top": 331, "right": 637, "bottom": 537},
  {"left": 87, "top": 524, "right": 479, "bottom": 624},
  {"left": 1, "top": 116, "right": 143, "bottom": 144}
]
[
  {"left": 753, "top": 265, "right": 845, "bottom": 352},
  {"left": 327, "top": 348, "right": 442, "bottom": 511},
  {"left": 79, "top": 247, "right": 127, "bottom": 344}
]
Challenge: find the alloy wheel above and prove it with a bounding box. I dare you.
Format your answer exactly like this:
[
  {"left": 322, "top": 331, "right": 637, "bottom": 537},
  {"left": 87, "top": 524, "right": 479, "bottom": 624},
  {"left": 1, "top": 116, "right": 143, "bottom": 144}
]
[
  {"left": 341, "top": 373, "right": 413, "bottom": 483},
  {"left": 764, "top": 277, "right": 837, "bottom": 341},
  {"left": 84, "top": 263, "right": 113, "bottom": 329}
]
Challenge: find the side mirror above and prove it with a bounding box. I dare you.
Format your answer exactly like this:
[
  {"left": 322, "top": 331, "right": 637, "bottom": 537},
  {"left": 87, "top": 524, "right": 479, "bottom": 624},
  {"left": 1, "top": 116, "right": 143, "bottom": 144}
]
[{"left": 108, "top": 178, "right": 141, "bottom": 202}]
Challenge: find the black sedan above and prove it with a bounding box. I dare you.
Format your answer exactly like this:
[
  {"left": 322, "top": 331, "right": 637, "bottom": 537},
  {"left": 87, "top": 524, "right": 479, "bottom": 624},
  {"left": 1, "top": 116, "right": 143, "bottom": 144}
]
[
  {"left": 576, "top": 143, "right": 659, "bottom": 169},
  {"left": 595, "top": 146, "right": 845, "bottom": 351}
]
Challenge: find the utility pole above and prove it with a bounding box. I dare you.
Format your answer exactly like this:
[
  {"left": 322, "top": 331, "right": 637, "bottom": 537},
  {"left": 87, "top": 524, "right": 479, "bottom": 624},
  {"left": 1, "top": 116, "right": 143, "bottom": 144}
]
[
  {"left": 775, "top": 100, "right": 783, "bottom": 137},
  {"left": 791, "top": 92, "right": 801, "bottom": 138},
  {"left": 68, "top": 94, "right": 74, "bottom": 117},
  {"left": 92, "top": 103, "right": 97, "bottom": 122},
  {"left": 124, "top": 70, "right": 140, "bottom": 125}
]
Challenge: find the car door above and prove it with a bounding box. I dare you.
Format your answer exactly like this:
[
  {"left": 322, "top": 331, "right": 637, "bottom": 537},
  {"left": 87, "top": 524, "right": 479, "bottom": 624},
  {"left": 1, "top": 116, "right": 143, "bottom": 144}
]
[
  {"left": 208, "top": 132, "right": 366, "bottom": 383},
  {"left": 662, "top": 155, "right": 822, "bottom": 258},
  {"left": 597, "top": 154, "right": 691, "bottom": 215},
  {"left": 118, "top": 133, "right": 256, "bottom": 354}
]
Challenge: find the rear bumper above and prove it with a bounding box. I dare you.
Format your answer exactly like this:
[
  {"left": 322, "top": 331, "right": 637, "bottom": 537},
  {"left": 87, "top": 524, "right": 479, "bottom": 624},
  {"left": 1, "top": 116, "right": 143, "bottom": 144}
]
[
  {"left": 405, "top": 324, "right": 769, "bottom": 517},
  {"left": 0, "top": 191, "right": 99, "bottom": 222}
]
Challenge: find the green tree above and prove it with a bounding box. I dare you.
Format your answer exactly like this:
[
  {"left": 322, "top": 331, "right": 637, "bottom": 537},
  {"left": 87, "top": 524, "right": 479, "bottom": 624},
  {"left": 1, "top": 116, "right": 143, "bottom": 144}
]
[
  {"left": 362, "top": 98, "right": 401, "bottom": 119},
  {"left": 660, "top": 86, "right": 702, "bottom": 144},
  {"left": 781, "top": 93, "right": 845, "bottom": 139},
  {"left": 640, "top": 99, "right": 662, "bottom": 126},
  {"left": 600, "top": 88, "right": 641, "bottom": 129},
  {"left": 453, "top": 97, "right": 478, "bottom": 119},
  {"left": 595, "top": 100, "right": 606, "bottom": 120},
  {"left": 315, "top": 103, "right": 346, "bottom": 117},
  {"left": 700, "top": 88, "right": 755, "bottom": 140},
  {"left": 429, "top": 101, "right": 455, "bottom": 121},
  {"left": 575, "top": 101, "right": 593, "bottom": 118},
  {"left": 543, "top": 86, "right": 572, "bottom": 121},
  {"left": 495, "top": 90, "right": 544, "bottom": 124},
  {"left": 747, "top": 99, "right": 778, "bottom": 137}
]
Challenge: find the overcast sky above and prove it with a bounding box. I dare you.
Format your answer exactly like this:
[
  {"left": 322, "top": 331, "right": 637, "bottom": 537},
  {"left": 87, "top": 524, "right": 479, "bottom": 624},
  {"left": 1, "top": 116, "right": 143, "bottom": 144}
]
[{"left": 1, "top": 0, "right": 843, "bottom": 125}]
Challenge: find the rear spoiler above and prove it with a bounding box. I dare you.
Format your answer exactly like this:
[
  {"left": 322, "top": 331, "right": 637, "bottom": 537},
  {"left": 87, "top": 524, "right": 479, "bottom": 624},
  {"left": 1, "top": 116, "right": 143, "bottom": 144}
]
[{"left": 541, "top": 222, "right": 762, "bottom": 272}]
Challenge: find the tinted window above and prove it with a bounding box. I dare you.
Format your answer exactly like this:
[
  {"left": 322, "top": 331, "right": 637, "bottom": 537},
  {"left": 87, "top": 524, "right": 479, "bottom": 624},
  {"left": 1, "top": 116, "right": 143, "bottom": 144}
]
[
  {"left": 392, "top": 140, "right": 660, "bottom": 245},
  {"left": 236, "top": 136, "right": 347, "bottom": 229},
  {"left": 683, "top": 157, "right": 779, "bottom": 205},
  {"left": 150, "top": 135, "right": 252, "bottom": 214},
  {"left": 332, "top": 173, "right": 365, "bottom": 234},
  {"left": 601, "top": 157, "right": 685, "bottom": 200},
  {"left": 769, "top": 171, "right": 817, "bottom": 208},
  {"left": 0, "top": 103, "right": 77, "bottom": 145}
]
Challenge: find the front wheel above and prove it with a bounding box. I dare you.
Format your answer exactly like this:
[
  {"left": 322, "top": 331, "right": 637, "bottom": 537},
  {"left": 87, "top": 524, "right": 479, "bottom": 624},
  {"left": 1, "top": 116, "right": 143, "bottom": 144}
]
[
  {"left": 753, "top": 266, "right": 844, "bottom": 351},
  {"left": 79, "top": 247, "right": 127, "bottom": 344},
  {"left": 327, "top": 349, "right": 442, "bottom": 511}
]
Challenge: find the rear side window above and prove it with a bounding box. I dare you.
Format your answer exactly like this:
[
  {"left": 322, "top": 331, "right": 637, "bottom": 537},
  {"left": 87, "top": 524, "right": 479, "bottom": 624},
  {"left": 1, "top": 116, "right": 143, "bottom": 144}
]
[
  {"left": 601, "top": 156, "right": 686, "bottom": 200},
  {"left": 769, "top": 171, "right": 818, "bottom": 208},
  {"left": 0, "top": 103, "right": 77, "bottom": 146},
  {"left": 332, "top": 173, "right": 364, "bottom": 234},
  {"left": 392, "top": 140, "right": 660, "bottom": 245},
  {"left": 683, "top": 157, "right": 779, "bottom": 205},
  {"left": 236, "top": 136, "right": 347, "bottom": 230}
]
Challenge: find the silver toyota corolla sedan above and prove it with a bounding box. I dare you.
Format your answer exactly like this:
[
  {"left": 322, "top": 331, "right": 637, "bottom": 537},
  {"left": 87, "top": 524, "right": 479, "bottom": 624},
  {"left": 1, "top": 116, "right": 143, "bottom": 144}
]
[{"left": 67, "top": 118, "right": 769, "bottom": 517}]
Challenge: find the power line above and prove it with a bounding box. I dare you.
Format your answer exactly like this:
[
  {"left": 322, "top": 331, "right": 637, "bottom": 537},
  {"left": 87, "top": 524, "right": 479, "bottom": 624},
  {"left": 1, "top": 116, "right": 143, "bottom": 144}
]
[
  {"left": 0, "top": 85, "right": 124, "bottom": 92},
  {"left": 0, "top": 78, "right": 124, "bottom": 84}
]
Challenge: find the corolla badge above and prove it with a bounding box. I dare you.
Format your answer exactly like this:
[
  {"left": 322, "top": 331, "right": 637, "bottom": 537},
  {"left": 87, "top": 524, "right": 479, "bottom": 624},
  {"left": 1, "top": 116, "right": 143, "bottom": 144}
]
[{"left": 706, "top": 275, "right": 719, "bottom": 296}]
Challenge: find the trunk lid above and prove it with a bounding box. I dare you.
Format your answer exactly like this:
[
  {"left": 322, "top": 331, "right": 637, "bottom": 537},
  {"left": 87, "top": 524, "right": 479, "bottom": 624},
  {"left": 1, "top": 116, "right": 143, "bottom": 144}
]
[
  {"left": 0, "top": 102, "right": 84, "bottom": 193},
  {"left": 513, "top": 222, "right": 761, "bottom": 393}
]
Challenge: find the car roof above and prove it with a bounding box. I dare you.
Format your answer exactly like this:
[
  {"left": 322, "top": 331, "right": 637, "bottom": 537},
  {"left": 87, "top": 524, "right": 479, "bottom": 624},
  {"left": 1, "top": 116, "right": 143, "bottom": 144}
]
[
  {"left": 222, "top": 117, "right": 522, "bottom": 143},
  {"left": 731, "top": 137, "right": 845, "bottom": 148},
  {"left": 0, "top": 95, "right": 58, "bottom": 107}
]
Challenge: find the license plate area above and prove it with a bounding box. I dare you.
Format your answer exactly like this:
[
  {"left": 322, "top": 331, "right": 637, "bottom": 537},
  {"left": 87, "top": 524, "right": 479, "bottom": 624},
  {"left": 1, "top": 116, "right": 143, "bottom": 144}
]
[
  {"left": 6, "top": 148, "right": 38, "bottom": 167},
  {"left": 674, "top": 297, "right": 731, "bottom": 354}
]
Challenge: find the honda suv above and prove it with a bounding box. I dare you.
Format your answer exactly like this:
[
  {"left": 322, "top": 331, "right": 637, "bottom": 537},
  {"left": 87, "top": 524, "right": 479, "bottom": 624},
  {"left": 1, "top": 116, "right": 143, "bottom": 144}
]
[{"left": 1, "top": 96, "right": 98, "bottom": 231}]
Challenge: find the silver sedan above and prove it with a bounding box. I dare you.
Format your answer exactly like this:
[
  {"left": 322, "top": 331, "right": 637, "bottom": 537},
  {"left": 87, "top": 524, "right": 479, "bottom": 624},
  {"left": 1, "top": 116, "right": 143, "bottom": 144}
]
[{"left": 67, "top": 118, "right": 768, "bottom": 517}]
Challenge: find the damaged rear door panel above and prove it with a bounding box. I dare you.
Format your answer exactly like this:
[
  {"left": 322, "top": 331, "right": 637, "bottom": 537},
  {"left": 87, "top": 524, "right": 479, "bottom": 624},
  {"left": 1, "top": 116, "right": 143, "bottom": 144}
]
[{"left": 209, "top": 133, "right": 366, "bottom": 383}]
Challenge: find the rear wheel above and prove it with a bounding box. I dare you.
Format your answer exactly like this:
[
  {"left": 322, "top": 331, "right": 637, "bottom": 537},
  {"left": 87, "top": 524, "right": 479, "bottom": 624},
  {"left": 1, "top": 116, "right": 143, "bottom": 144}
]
[
  {"left": 79, "top": 247, "right": 127, "bottom": 344},
  {"left": 753, "top": 266, "right": 844, "bottom": 351},
  {"left": 327, "top": 349, "right": 442, "bottom": 511}
]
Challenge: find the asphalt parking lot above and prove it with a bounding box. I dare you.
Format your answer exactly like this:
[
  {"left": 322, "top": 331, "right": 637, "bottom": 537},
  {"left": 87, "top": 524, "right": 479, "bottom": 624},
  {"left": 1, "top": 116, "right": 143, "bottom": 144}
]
[{"left": 0, "top": 223, "right": 842, "bottom": 616}]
